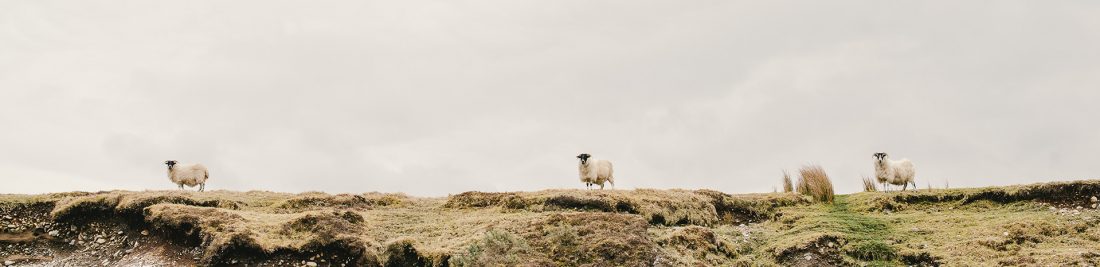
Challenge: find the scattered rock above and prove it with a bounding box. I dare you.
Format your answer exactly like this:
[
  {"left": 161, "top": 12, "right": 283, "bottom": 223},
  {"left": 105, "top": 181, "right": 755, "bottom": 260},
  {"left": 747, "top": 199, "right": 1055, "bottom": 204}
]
[
  {"left": 48, "top": 230, "right": 60, "bottom": 237},
  {"left": 140, "top": 230, "right": 149, "bottom": 236},
  {"left": 306, "top": 262, "right": 318, "bottom": 267},
  {"left": 4, "top": 260, "right": 14, "bottom": 266},
  {"left": 1003, "top": 231, "right": 1009, "bottom": 236},
  {"left": 1091, "top": 196, "right": 1098, "bottom": 203},
  {"left": 96, "top": 238, "right": 106, "bottom": 244},
  {"left": 117, "top": 231, "right": 124, "bottom": 235}
]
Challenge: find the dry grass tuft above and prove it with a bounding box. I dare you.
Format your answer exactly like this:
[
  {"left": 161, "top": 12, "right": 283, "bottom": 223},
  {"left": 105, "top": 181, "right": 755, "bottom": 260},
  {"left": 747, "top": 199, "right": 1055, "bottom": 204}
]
[
  {"left": 796, "top": 165, "right": 835, "bottom": 203},
  {"left": 782, "top": 171, "right": 794, "bottom": 193},
  {"left": 862, "top": 176, "right": 878, "bottom": 192}
]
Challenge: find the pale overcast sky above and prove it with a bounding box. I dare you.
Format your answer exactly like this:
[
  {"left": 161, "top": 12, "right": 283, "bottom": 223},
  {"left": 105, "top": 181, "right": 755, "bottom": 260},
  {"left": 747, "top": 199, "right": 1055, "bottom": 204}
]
[{"left": 2, "top": 1, "right": 1098, "bottom": 196}]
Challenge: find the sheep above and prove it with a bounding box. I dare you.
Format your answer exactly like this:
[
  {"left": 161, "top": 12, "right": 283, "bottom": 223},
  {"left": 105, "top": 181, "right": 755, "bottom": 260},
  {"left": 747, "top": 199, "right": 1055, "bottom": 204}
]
[
  {"left": 165, "top": 160, "right": 210, "bottom": 192},
  {"left": 872, "top": 153, "right": 916, "bottom": 191},
  {"left": 577, "top": 153, "right": 615, "bottom": 190}
]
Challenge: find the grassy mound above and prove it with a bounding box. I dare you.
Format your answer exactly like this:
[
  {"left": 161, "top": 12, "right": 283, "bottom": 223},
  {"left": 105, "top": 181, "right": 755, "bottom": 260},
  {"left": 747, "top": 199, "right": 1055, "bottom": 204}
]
[
  {"left": 446, "top": 189, "right": 808, "bottom": 226},
  {"left": 849, "top": 179, "right": 1100, "bottom": 212}
]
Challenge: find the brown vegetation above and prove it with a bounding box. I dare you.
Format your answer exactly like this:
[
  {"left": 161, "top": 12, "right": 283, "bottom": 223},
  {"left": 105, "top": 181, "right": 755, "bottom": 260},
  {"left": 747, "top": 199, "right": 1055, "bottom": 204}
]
[
  {"left": 862, "top": 176, "right": 877, "bottom": 192},
  {"left": 796, "top": 165, "right": 835, "bottom": 203},
  {"left": 782, "top": 171, "right": 794, "bottom": 193}
]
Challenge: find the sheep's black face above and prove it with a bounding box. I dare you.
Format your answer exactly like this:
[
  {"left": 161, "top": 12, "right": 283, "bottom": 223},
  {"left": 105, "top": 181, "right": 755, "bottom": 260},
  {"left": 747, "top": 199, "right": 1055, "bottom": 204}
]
[
  {"left": 165, "top": 160, "right": 177, "bottom": 168},
  {"left": 872, "top": 153, "right": 888, "bottom": 161},
  {"left": 577, "top": 154, "right": 591, "bottom": 165}
]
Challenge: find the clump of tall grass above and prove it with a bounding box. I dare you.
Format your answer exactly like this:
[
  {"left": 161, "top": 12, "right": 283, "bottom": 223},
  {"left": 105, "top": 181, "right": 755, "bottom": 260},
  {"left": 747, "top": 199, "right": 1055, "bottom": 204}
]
[
  {"left": 782, "top": 171, "right": 794, "bottom": 193},
  {"left": 862, "top": 176, "right": 877, "bottom": 192},
  {"left": 796, "top": 165, "right": 834, "bottom": 203}
]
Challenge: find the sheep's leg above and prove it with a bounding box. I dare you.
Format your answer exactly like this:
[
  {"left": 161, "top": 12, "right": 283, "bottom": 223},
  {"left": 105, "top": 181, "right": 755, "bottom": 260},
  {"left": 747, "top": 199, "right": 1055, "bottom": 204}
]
[
  {"left": 178, "top": 184, "right": 184, "bottom": 190},
  {"left": 199, "top": 183, "right": 205, "bottom": 192},
  {"left": 599, "top": 183, "right": 605, "bottom": 190}
]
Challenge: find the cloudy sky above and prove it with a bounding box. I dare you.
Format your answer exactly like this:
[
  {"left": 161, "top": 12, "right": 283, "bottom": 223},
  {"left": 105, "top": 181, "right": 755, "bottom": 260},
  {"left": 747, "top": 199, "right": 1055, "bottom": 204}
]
[{"left": 2, "top": 1, "right": 1098, "bottom": 196}]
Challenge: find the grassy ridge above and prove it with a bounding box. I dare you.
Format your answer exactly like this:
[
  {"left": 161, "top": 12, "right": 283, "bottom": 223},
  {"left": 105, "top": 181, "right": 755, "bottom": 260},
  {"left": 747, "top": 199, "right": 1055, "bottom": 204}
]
[{"left": 2, "top": 180, "right": 1100, "bottom": 266}]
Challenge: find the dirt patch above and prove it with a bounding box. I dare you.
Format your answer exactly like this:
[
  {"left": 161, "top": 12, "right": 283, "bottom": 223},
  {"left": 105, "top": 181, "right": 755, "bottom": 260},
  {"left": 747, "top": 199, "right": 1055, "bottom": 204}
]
[
  {"left": 382, "top": 238, "right": 448, "bottom": 267},
  {"left": 0, "top": 231, "right": 38, "bottom": 243},
  {"left": 696, "top": 190, "right": 808, "bottom": 224},
  {"left": 777, "top": 235, "right": 847, "bottom": 267},
  {"left": 900, "top": 251, "right": 943, "bottom": 266}
]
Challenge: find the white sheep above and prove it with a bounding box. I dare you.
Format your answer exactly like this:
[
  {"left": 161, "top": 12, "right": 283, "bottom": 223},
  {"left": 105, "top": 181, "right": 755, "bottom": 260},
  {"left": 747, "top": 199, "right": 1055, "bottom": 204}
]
[
  {"left": 165, "top": 160, "right": 210, "bottom": 192},
  {"left": 577, "top": 153, "right": 615, "bottom": 190},
  {"left": 872, "top": 153, "right": 916, "bottom": 191}
]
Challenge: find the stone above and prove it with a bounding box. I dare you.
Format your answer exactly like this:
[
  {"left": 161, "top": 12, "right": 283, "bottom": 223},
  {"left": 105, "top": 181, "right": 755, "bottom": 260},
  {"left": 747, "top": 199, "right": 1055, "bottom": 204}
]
[
  {"left": 48, "top": 230, "right": 60, "bottom": 237},
  {"left": 4, "top": 260, "right": 14, "bottom": 266},
  {"left": 141, "top": 230, "right": 149, "bottom": 236},
  {"left": 1092, "top": 196, "right": 1098, "bottom": 203},
  {"left": 96, "top": 238, "right": 106, "bottom": 244},
  {"left": 306, "top": 262, "right": 318, "bottom": 267}
]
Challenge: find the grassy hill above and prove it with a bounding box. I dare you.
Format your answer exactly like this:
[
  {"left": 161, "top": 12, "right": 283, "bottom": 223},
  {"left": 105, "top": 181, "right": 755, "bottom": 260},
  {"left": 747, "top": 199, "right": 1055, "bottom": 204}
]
[{"left": 2, "top": 180, "right": 1100, "bottom": 266}]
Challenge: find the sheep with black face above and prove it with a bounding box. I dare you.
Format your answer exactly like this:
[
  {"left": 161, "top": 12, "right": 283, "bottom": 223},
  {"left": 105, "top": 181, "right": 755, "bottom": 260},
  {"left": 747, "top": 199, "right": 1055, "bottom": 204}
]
[
  {"left": 577, "top": 153, "right": 615, "bottom": 190},
  {"left": 872, "top": 153, "right": 916, "bottom": 191},
  {"left": 165, "top": 160, "right": 210, "bottom": 192}
]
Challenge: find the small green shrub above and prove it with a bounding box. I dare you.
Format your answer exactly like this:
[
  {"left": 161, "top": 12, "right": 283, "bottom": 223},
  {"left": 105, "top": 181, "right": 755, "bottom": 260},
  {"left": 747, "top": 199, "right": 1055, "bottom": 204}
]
[{"left": 450, "top": 230, "right": 534, "bottom": 266}]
